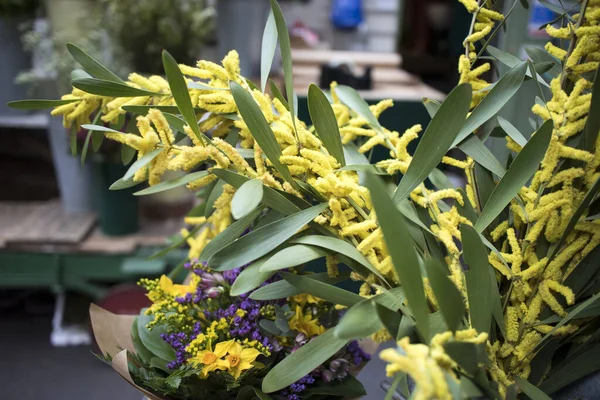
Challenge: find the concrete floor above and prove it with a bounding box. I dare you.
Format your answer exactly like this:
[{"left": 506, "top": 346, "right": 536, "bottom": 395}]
[{"left": 0, "top": 291, "right": 392, "bottom": 400}]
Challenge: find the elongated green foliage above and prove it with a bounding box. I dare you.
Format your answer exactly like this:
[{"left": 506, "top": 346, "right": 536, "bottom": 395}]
[
  {"left": 424, "top": 259, "right": 465, "bottom": 332},
  {"left": 498, "top": 116, "right": 528, "bottom": 146},
  {"left": 308, "top": 84, "right": 346, "bottom": 166},
  {"left": 67, "top": 43, "right": 124, "bottom": 83},
  {"left": 262, "top": 329, "right": 347, "bottom": 393},
  {"left": 281, "top": 272, "right": 363, "bottom": 307},
  {"left": 72, "top": 78, "right": 160, "bottom": 97},
  {"left": 231, "top": 258, "right": 275, "bottom": 296},
  {"left": 231, "top": 179, "right": 264, "bottom": 220},
  {"left": 453, "top": 62, "right": 528, "bottom": 146},
  {"left": 366, "top": 173, "right": 430, "bottom": 340},
  {"left": 260, "top": 244, "right": 329, "bottom": 272},
  {"left": 230, "top": 81, "right": 294, "bottom": 183},
  {"left": 392, "top": 84, "right": 472, "bottom": 203},
  {"left": 261, "top": 11, "right": 277, "bottom": 93},
  {"left": 208, "top": 203, "right": 328, "bottom": 270},
  {"left": 249, "top": 272, "right": 350, "bottom": 300},
  {"left": 134, "top": 170, "right": 209, "bottom": 196},
  {"left": 162, "top": 51, "right": 208, "bottom": 145},
  {"left": 7, "top": 99, "right": 80, "bottom": 110},
  {"left": 475, "top": 119, "right": 553, "bottom": 232}
]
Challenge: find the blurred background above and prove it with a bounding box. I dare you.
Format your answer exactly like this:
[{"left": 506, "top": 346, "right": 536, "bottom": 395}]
[{"left": 0, "top": 0, "right": 560, "bottom": 398}]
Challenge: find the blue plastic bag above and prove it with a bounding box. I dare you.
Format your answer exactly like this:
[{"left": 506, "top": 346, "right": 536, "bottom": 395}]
[{"left": 331, "top": 0, "right": 363, "bottom": 30}]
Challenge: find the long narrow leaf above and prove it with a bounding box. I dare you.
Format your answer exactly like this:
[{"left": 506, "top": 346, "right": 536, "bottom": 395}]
[
  {"left": 581, "top": 68, "right": 600, "bottom": 153},
  {"left": 72, "top": 78, "right": 161, "bottom": 97},
  {"left": 162, "top": 51, "right": 208, "bottom": 145},
  {"left": 424, "top": 259, "right": 465, "bottom": 332},
  {"left": 393, "top": 84, "right": 472, "bottom": 203},
  {"left": 231, "top": 258, "right": 275, "bottom": 296},
  {"left": 231, "top": 179, "right": 264, "bottom": 220},
  {"left": 208, "top": 203, "right": 328, "bottom": 271},
  {"left": 269, "top": 0, "right": 297, "bottom": 127},
  {"left": 308, "top": 84, "right": 345, "bottom": 166},
  {"left": 199, "top": 207, "right": 263, "bottom": 262},
  {"left": 7, "top": 99, "right": 80, "bottom": 110},
  {"left": 475, "top": 120, "right": 553, "bottom": 232},
  {"left": 67, "top": 43, "right": 124, "bottom": 83},
  {"left": 261, "top": 11, "right": 277, "bottom": 93},
  {"left": 366, "top": 173, "right": 429, "bottom": 340},
  {"left": 134, "top": 170, "right": 209, "bottom": 196},
  {"left": 122, "top": 149, "right": 162, "bottom": 181},
  {"left": 453, "top": 62, "right": 528, "bottom": 146},
  {"left": 281, "top": 272, "right": 363, "bottom": 307},
  {"left": 249, "top": 272, "right": 350, "bottom": 300},
  {"left": 459, "top": 133, "right": 507, "bottom": 177},
  {"left": 497, "top": 116, "right": 528, "bottom": 146},
  {"left": 262, "top": 330, "right": 347, "bottom": 393},
  {"left": 229, "top": 81, "right": 294, "bottom": 183},
  {"left": 260, "top": 244, "right": 329, "bottom": 272}
]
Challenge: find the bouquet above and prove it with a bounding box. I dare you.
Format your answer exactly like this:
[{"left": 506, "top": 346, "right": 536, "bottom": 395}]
[
  {"left": 10, "top": 0, "right": 600, "bottom": 398},
  {"left": 91, "top": 263, "right": 371, "bottom": 400}
]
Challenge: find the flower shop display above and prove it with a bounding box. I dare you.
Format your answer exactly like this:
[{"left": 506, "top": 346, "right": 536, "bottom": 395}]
[{"left": 9, "top": 0, "right": 600, "bottom": 398}]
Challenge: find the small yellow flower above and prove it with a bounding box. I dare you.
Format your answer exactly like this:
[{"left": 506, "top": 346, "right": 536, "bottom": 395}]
[
  {"left": 157, "top": 275, "right": 195, "bottom": 298},
  {"left": 288, "top": 305, "right": 325, "bottom": 337},
  {"left": 225, "top": 341, "right": 262, "bottom": 380},
  {"left": 189, "top": 340, "right": 234, "bottom": 378}
]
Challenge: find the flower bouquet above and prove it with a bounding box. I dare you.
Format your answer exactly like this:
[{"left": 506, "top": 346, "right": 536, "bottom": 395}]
[
  {"left": 90, "top": 264, "right": 371, "bottom": 400},
  {"left": 9, "top": 0, "right": 600, "bottom": 398}
]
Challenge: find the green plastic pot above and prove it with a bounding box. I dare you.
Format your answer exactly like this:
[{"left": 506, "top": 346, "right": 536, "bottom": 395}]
[{"left": 91, "top": 161, "right": 139, "bottom": 236}]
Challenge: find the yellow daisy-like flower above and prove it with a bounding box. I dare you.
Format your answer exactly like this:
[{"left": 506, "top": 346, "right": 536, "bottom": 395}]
[
  {"left": 288, "top": 305, "right": 325, "bottom": 337},
  {"left": 225, "top": 341, "right": 262, "bottom": 380},
  {"left": 189, "top": 339, "right": 234, "bottom": 378}
]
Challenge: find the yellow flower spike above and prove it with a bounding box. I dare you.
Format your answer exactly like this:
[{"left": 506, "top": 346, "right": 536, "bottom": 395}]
[
  {"left": 212, "top": 138, "right": 257, "bottom": 177},
  {"left": 147, "top": 109, "right": 175, "bottom": 147},
  {"left": 222, "top": 50, "right": 241, "bottom": 80},
  {"left": 490, "top": 221, "right": 509, "bottom": 242},
  {"left": 187, "top": 172, "right": 218, "bottom": 191},
  {"left": 505, "top": 306, "right": 520, "bottom": 342},
  {"left": 340, "top": 219, "right": 378, "bottom": 237},
  {"left": 198, "top": 91, "right": 237, "bottom": 114},
  {"left": 544, "top": 235, "right": 590, "bottom": 279},
  {"left": 196, "top": 59, "right": 229, "bottom": 81},
  {"left": 148, "top": 151, "right": 170, "bottom": 186},
  {"left": 179, "top": 64, "right": 214, "bottom": 79},
  {"left": 325, "top": 255, "right": 339, "bottom": 278},
  {"left": 539, "top": 279, "right": 575, "bottom": 317}
]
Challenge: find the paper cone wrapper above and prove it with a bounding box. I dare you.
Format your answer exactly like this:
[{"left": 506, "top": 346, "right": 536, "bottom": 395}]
[{"left": 89, "top": 304, "right": 167, "bottom": 400}]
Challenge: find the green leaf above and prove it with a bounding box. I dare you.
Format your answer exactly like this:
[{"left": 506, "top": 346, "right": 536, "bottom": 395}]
[
  {"left": 366, "top": 173, "right": 429, "bottom": 340},
  {"left": 269, "top": 0, "right": 297, "bottom": 129},
  {"left": 204, "top": 179, "right": 225, "bottom": 217},
  {"left": 460, "top": 135, "right": 507, "bottom": 177},
  {"left": 428, "top": 168, "right": 454, "bottom": 190},
  {"left": 120, "top": 148, "right": 161, "bottom": 181},
  {"left": 69, "top": 126, "right": 77, "bottom": 156},
  {"left": 250, "top": 271, "right": 350, "bottom": 300},
  {"left": 540, "top": 292, "right": 600, "bottom": 346},
  {"left": 212, "top": 169, "right": 302, "bottom": 216},
  {"left": 334, "top": 287, "right": 405, "bottom": 340},
  {"left": 231, "top": 179, "right": 264, "bottom": 220},
  {"left": 187, "top": 82, "right": 226, "bottom": 91},
  {"left": 281, "top": 272, "right": 363, "bottom": 307},
  {"left": 303, "top": 376, "right": 366, "bottom": 398},
  {"left": 461, "top": 224, "right": 495, "bottom": 334},
  {"left": 231, "top": 258, "right": 275, "bottom": 296},
  {"left": 514, "top": 377, "right": 551, "bottom": 400},
  {"left": 393, "top": 84, "right": 472, "bottom": 203},
  {"left": 81, "top": 130, "right": 92, "bottom": 165},
  {"left": 268, "top": 79, "right": 288, "bottom": 110},
  {"left": 453, "top": 62, "right": 528, "bottom": 146},
  {"left": 291, "top": 235, "right": 388, "bottom": 283},
  {"left": 308, "top": 84, "right": 345, "bottom": 166},
  {"left": 81, "top": 124, "right": 121, "bottom": 133},
  {"left": 335, "top": 85, "right": 385, "bottom": 133},
  {"left": 252, "top": 387, "right": 274, "bottom": 400},
  {"left": 122, "top": 105, "right": 189, "bottom": 115},
  {"left": 540, "top": 342, "right": 600, "bottom": 394},
  {"left": 581, "top": 68, "right": 600, "bottom": 153},
  {"left": 67, "top": 43, "right": 124, "bottom": 83},
  {"left": 525, "top": 46, "right": 562, "bottom": 78},
  {"left": 339, "top": 164, "right": 388, "bottom": 175},
  {"left": 208, "top": 203, "right": 328, "bottom": 271},
  {"left": 131, "top": 317, "right": 155, "bottom": 361},
  {"left": 133, "top": 170, "right": 209, "bottom": 196},
  {"left": 519, "top": 0, "right": 529, "bottom": 9},
  {"left": 487, "top": 45, "right": 550, "bottom": 88},
  {"left": 7, "top": 99, "right": 80, "bottom": 110},
  {"left": 109, "top": 177, "right": 142, "bottom": 190},
  {"left": 424, "top": 259, "right": 465, "bottom": 332},
  {"left": 162, "top": 112, "right": 187, "bottom": 133},
  {"left": 475, "top": 120, "right": 553, "bottom": 232},
  {"left": 121, "top": 143, "right": 136, "bottom": 165},
  {"left": 162, "top": 50, "right": 208, "bottom": 146},
  {"left": 423, "top": 97, "right": 441, "bottom": 118},
  {"left": 261, "top": 10, "right": 277, "bottom": 93},
  {"left": 199, "top": 207, "right": 263, "bottom": 262},
  {"left": 375, "top": 302, "right": 402, "bottom": 339},
  {"left": 564, "top": 246, "right": 600, "bottom": 296},
  {"left": 497, "top": 116, "right": 528, "bottom": 147},
  {"left": 71, "top": 69, "right": 92, "bottom": 80},
  {"left": 259, "top": 244, "right": 329, "bottom": 272},
  {"left": 72, "top": 78, "right": 161, "bottom": 97},
  {"left": 137, "top": 313, "right": 176, "bottom": 361},
  {"left": 230, "top": 81, "right": 294, "bottom": 183},
  {"left": 474, "top": 162, "right": 496, "bottom": 209},
  {"left": 262, "top": 329, "right": 347, "bottom": 393}
]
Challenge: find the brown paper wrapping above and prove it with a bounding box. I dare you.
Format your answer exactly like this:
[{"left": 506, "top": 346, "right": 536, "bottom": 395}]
[{"left": 90, "top": 303, "right": 377, "bottom": 399}]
